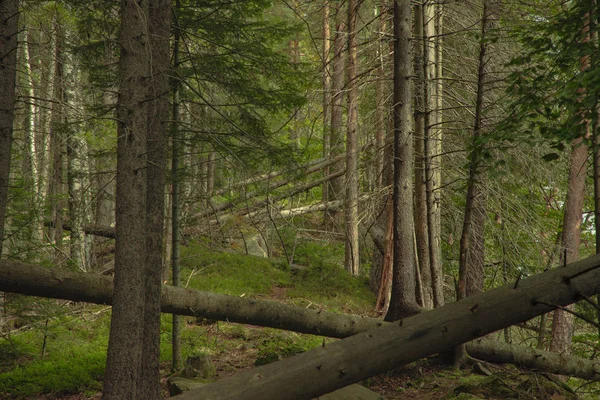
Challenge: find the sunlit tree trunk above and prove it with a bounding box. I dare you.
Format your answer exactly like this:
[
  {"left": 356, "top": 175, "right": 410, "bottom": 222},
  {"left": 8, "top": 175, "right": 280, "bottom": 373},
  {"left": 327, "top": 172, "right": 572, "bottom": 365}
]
[
  {"left": 325, "top": 0, "right": 346, "bottom": 228},
  {"left": 322, "top": 0, "right": 331, "bottom": 205},
  {"left": 344, "top": 0, "right": 360, "bottom": 276},
  {"left": 426, "top": 0, "right": 444, "bottom": 307},
  {"left": 414, "top": 2, "right": 433, "bottom": 309}
]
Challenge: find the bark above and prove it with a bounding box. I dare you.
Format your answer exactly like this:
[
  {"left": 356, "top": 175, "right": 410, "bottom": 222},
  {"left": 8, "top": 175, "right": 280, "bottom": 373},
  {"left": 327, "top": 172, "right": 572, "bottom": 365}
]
[
  {"left": 322, "top": 0, "right": 331, "bottom": 205},
  {"left": 344, "top": 0, "right": 360, "bottom": 276},
  {"left": 0, "top": 0, "right": 19, "bottom": 248},
  {"left": 172, "top": 253, "right": 600, "bottom": 400},
  {"left": 171, "top": 0, "right": 183, "bottom": 371},
  {"left": 141, "top": 0, "right": 171, "bottom": 397},
  {"left": 103, "top": 0, "right": 151, "bottom": 397},
  {"left": 374, "top": 0, "right": 388, "bottom": 188},
  {"left": 466, "top": 339, "right": 600, "bottom": 381},
  {"left": 413, "top": 3, "right": 433, "bottom": 309},
  {"left": 466, "top": 192, "right": 486, "bottom": 297},
  {"left": 48, "top": 25, "right": 65, "bottom": 265},
  {"left": 4, "top": 257, "right": 600, "bottom": 391},
  {"left": 550, "top": 138, "right": 587, "bottom": 355},
  {"left": 594, "top": 121, "right": 600, "bottom": 340},
  {"left": 428, "top": 0, "right": 444, "bottom": 308},
  {"left": 0, "top": 259, "right": 384, "bottom": 339},
  {"left": 67, "top": 126, "right": 91, "bottom": 271},
  {"left": 455, "top": 0, "right": 491, "bottom": 366},
  {"left": 325, "top": 0, "right": 346, "bottom": 226},
  {"left": 386, "top": 0, "right": 421, "bottom": 322}
]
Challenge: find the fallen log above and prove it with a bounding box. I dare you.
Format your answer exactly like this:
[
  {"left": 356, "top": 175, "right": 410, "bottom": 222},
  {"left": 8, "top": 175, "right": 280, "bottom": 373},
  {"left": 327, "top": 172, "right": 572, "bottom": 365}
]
[
  {"left": 0, "top": 259, "right": 381, "bottom": 338},
  {"left": 1, "top": 258, "right": 600, "bottom": 389},
  {"left": 44, "top": 221, "right": 116, "bottom": 239},
  {"left": 171, "top": 254, "right": 600, "bottom": 399},
  {"left": 2, "top": 258, "right": 600, "bottom": 380},
  {"left": 466, "top": 339, "right": 600, "bottom": 381}
]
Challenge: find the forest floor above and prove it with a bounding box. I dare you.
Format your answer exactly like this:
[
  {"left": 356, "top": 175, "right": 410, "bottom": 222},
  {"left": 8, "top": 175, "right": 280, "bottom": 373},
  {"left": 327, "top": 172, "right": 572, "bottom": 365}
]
[{"left": 0, "top": 241, "right": 597, "bottom": 399}]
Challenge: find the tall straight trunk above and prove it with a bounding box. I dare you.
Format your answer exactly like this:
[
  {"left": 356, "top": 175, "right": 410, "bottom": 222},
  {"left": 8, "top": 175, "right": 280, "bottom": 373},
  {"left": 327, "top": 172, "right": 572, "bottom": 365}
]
[
  {"left": 103, "top": 0, "right": 151, "bottom": 397},
  {"left": 171, "top": 0, "right": 183, "bottom": 372},
  {"left": 456, "top": 0, "right": 491, "bottom": 366},
  {"left": 140, "top": 0, "right": 170, "bottom": 397},
  {"left": 48, "top": 25, "right": 65, "bottom": 265},
  {"left": 414, "top": 3, "right": 433, "bottom": 309},
  {"left": 375, "top": 0, "right": 388, "bottom": 188},
  {"left": 590, "top": 0, "right": 600, "bottom": 341},
  {"left": 325, "top": 1, "right": 346, "bottom": 227},
  {"left": 66, "top": 102, "right": 91, "bottom": 272},
  {"left": 344, "top": 0, "right": 360, "bottom": 276},
  {"left": 428, "top": 0, "right": 444, "bottom": 307},
  {"left": 549, "top": 139, "right": 587, "bottom": 355},
  {"left": 322, "top": 0, "right": 331, "bottom": 205},
  {"left": 594, "top": 131, "right": 600, "bottom": 340},
  {"left": 385, "top": 0, "right": 421, "bottom": 322},
  {"left": 0, "top": 0, "right": 19, "bottom": 249},
  {"left": 550, "top": 8, "right": 592, "bottom": 356}
]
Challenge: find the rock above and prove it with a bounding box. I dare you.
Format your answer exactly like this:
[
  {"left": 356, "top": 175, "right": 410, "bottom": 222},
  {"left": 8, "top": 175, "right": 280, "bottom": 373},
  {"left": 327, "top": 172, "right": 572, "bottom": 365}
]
[
  {"left": 245, "top": 234, "right": 268, "bottom": 257},
  {"left": 167, "top": 377, "right": 208, "bottom": 396},
  {"left": 181, "top": 353, "right": 215, "bottom": 379},
  {"left": 314, "top": 384, "right": 383, "bottom": 400}
]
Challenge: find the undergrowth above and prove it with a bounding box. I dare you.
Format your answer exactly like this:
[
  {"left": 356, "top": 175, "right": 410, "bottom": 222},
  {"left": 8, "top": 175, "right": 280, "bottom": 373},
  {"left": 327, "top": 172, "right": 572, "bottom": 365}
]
[{"left": 0, "top": 240, "right": 372, "bottom": 398}]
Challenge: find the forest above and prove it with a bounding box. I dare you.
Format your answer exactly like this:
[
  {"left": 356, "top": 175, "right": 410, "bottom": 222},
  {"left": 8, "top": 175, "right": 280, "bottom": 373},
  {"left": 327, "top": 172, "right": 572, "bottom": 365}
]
[{"left": 2, "top": 0, "right": 600, "bottom": 399}]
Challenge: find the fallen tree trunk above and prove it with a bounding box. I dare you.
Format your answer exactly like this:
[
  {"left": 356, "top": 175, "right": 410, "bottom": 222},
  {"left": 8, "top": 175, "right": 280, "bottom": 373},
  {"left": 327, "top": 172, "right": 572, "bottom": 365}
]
[
  {"left": 196, "top": 156, "right": 348, "bottom": 221},
  {"left": 2, "top": 258, "right": 600, "bottom": 390},
  {"left": 466, "top": 339, "right": 600, "bottom": 381},
  {"left": 0, "top": 259, "right": 381, "bottom": 338},
  {"left": 44, "top": 221, "right": 116, "bottom": 239},
  {"left": 2, "top": 258, "right": 600, "bottom": 384},
  {"left": 171, "top": 254, "right": 600, "bottom": 399},
  {"left": 213, "top": 154, "right": 345, "bottom": 198}
]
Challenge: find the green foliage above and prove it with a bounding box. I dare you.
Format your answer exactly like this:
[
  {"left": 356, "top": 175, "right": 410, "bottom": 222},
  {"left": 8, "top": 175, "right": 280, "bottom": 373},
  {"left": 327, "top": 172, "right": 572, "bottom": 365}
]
[{"left": 499, "top": 0, "right": 600, "bottom": 147}]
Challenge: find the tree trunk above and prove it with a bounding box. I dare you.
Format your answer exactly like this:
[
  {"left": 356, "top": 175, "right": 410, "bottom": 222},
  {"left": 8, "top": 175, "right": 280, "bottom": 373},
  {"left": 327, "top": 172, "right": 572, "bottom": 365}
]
[
  {"left": 103, "top": 0, "right": 151, "bottom": 397},
  {"left": 455, "top": 0, "right": 491, "bottom": 366},
  {"left": 0, "top": 0, "right": 19, "bottom": 249},
  {"left": 3, "top": 257, "right": 600, "bottom": 386},
  {"left": 48, "top": 23, "right": 65, "bottom": 265},
  {"left": 385, "top": 0, "right": 421, "bottom": 321},
  {"left": 550, "top": 138, "right": 587, "bottom": 355},
  {"left": 325, "top": 1, "right": 346, "bottom": 228},
  {"left": 374, "top": 0, "right": 388, "bottom": 188},
  {"left": 140, "top": 0, "right": 171, "bottom": 397},
  {"left": 344, "top": 0, "right": 360, "bottom": 276},
  {"left": 171, "top": 253, "right": 600, "bottom": 400},
  {"left": 427, "top": 0, "right": 444, "bottom": 308},
  {"left": 171, "top": 0, "right": 183, "bottom": 372},
  {"left": 413, "top": 3, "right": 433, "bottom": 310},
  {"left": 466, "top": 339, "right": 600, "bottom": 381},
  {"left": 322, "top": 0, "right": 331, "bottom": 205}
]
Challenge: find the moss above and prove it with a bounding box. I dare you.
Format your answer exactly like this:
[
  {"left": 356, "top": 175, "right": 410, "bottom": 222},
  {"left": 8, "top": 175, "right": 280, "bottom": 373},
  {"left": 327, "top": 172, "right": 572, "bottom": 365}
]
[{"left": 180, "top": 242, "right": 291, "bottom": 296}]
